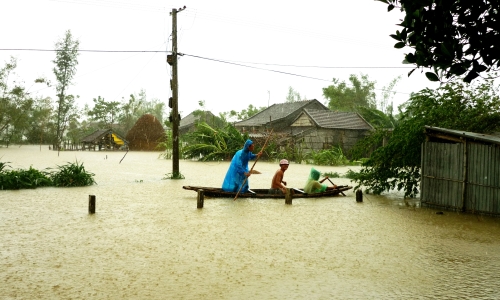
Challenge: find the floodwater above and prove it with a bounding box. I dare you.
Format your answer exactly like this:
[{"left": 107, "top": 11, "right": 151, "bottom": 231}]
[{"left": 1, "top": 146, "right": 500, "bottom": 299}]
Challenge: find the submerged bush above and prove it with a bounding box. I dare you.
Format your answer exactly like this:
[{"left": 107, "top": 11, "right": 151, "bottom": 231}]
[
  {"left": 305, "top": 146, "right": 349, "bottom": 166},
  {"left": 0, "top": 161, "right": 96, "bottom": 190},
  {"left": 50, "top": 161, "right": 96, "bottom": 187},
  {"left": 0, "top": 165, "right": 52, "bottom": 190}
]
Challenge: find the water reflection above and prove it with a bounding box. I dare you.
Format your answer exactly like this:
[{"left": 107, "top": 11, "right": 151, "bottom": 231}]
[{"left": 1, "top": 146, "right": 500, "bottom": 299}]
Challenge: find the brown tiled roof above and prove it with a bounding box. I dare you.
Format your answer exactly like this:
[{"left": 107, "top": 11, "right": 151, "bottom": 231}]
[
  {"left": 301, "top": 109, "right": 374, "bottom": 130},
  {"left": 234, "top": 99, "right": 328, "bottom": 127}
]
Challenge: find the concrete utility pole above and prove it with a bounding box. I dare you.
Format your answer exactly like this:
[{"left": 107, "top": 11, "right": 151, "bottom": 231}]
[{"left": 169, "top": 6, "right": 186, "bottom": 178}]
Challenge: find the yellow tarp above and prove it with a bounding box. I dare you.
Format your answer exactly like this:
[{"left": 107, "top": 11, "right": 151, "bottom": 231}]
[{"left": 112, "top": 133, "right": 124, "bottom": 145}]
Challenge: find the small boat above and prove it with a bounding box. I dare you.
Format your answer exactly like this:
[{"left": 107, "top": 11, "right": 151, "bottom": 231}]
[{"left": 182, "top": 185, "right": 353, "bottom": 199}]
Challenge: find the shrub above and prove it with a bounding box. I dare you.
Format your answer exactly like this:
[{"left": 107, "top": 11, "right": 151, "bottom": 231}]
[{"left": 50, "top": 161, "right": 96, "bottom": 187}]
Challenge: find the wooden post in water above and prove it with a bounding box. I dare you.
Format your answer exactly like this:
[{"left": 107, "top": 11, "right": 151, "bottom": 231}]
[
  {"left": 356, "top": 189, "right": 363, "bottom": 202},
  {"left": 285, "top": 188, "right": 292, "bottom": 205},
  {"left": 89, "top": 195, "right": 96, "bottom": 214},
  {"left": 197, "top": 190, "right": 204, "bottom": 209}
]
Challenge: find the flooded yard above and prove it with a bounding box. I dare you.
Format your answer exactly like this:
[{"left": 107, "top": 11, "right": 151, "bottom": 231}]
[{"left": 1, "top": 146, "right": 500, "bottom": 299}]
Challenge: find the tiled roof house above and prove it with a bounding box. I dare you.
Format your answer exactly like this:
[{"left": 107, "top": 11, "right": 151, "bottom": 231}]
[
  {"left": 234, "top": 99, "right": 329, "bottom": 134},
  {"left": 180, "top": 110, "right": 225, "bottom": 135},
  {"left": 234, "top": 100, "right": 374, "bottom": 155},
  {"left": 289, "top": 109, "right": 374, "bottom": 154}
]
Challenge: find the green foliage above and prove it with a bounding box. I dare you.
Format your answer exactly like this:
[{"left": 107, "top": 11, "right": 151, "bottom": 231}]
[
  {"left": 53, "top": 30, "right": 80, "bottom": 150},
  {"left": 114, "top": 91, "right": 167, "bottom": 136},
  {"left": 86, "top": 96, "right": 121, "bottom": 128},
  {"left": 157, "top": 128, "right": 174, "bottom": 159},
  {"left": 349, "top": 128, "right": 392, "bottom": 160},
  {"left": 322, "top": 171, "right": 340, "bottom": 178},
  {"left": 0, "top": 160, "right": 96, "bottom": 190},
  {"left": 323, "top": 74, "right": 377, "bottom": 111},
  {"left": 0, "top": 165, "right": 52, "bottom": 190},
  {"left": 49, "top": 161, "right": 96, "bottom": 187},
  {"left": 343, "top": 169, "right": 358, "bottom": 179},
  {"left": 356, "top": 106, "right": 396, "bottom": 128},
  {"left": 228, "top": 104, "right": 266, "bottom": 121},
  {"left": 24, "top": 96, "right": 55, "bottom": 145},
  {"left": 305, "top": 146, "right": 349, "bottom": 166},
  {"left": 380, "top": 0, "right": 499, "bottom": 82},
  {"left": 286, "top": 86, "right": 302, "bottom": 102},
  {"left": 351, "top": 79, "right": 500, "bottom": 197},
  {"left": 0, "top": 57, "right": 39, "bottom": 146},
  {"left": 182, "top": 122, "right": 248, "bottom": 161}
]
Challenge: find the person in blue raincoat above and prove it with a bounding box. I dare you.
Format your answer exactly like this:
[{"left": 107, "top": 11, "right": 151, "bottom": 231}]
[{"left": 222, "top": 139, "right": 262, "bottom": 193}]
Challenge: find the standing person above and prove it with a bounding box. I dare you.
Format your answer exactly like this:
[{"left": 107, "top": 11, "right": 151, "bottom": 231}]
[
  {"left": 222, "top": 139, "right": 262, "bottom": 193},
  {"left": 303, "top": 167, "right": 337, "bottom": 193},
  {"left": 269, "top": 159, "right": 289, "bottom": 194}
]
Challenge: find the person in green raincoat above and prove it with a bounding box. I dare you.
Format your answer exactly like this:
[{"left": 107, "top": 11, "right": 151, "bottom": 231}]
[{"left": 303, "top": 167, "right": 337, "bottom": 193}]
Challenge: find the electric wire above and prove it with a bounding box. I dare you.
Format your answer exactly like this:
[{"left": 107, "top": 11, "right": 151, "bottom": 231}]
[{"left": 0, "top": 47, "right": 413, "bottom": 96}]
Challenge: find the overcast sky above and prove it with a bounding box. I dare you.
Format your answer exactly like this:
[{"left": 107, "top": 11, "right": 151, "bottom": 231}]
[{"left": 1, "top": 0, "right": 440, "bottom": 117}]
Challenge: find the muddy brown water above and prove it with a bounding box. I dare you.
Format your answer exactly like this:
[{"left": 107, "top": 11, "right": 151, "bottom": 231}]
[{"left": 1, "top": 146, "right": 500, "bottom": 299}]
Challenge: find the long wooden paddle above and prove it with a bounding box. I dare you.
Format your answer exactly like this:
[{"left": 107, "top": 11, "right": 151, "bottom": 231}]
[
  {"left": 327, "top": 178, "right": 346, "bottom": 196},
  {"left": 233, "top": 129, "right": 273, "bottom": 201}
]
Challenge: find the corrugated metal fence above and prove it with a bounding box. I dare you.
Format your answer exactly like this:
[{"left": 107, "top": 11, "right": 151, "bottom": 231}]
[{"left": 421, "top": 141, "right": 500, "bottom": 216}]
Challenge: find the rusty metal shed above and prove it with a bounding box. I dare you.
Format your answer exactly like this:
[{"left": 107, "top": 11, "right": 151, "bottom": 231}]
[{"left": 421, "top": 126, "right": 500, "bottom": 216}]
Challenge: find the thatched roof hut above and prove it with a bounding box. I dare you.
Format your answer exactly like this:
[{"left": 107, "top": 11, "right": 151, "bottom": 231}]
[{"left": 126, "top": 114, "right": 165, "bottom": 151}]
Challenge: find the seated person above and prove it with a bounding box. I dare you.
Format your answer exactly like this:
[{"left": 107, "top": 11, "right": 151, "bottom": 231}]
[
  {"left": 269, "top": 159, "right": 289, "bottom": 194},
  {"left": 303, "top": 167, "right": 337, "bottom": 193}
]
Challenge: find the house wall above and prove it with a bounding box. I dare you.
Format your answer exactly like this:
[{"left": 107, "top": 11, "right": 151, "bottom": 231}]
[
  {"left": 421, "top": 141, "right": 500, "bottom": 216},
  {"left": 290, "top": 127, "right": 370, "bottom": 155}
]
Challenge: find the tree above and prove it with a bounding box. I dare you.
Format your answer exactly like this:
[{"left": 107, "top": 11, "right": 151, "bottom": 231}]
[
  {"left": 228, "top": 104, "right": 266, "bottom": 121},
  {"left": 379, "top": 0, "right": 500, "bottom": 82},
  {"left": 285, "top": 86, "right": 302, "bottom": 102},
  {"left": 323, "top": 74, "right": 376, "bottom": 111},
  {"left": 119, "top": 93, "right": 144, "bottom": 134},
  {"left": 379, "top": 76, "right": 401, "bottom": 115},
  {"left": 117, "top": 89, "right": 167, "bottom": 134},
  {"left": 351, "top": 79, "right": 500, "bottom": 197},
  {"left": 0, "top": 57, "right": 36, "bottom": 146},
  {"left": 86, "top": 96, "right": 121, "bottom": 128},
  {"left": 53, "top": 30, "right": 79, "bottom": 152},
  {"left": 25, "top": 96, "right": 55, "bottom": 146}
]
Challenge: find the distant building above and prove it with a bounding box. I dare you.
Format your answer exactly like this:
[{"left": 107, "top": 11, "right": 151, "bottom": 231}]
[
  {"left": 234, "top": 99, "right": 329, "bottom": 133},
  {"left": 179, "top": 110, "right": 225, "bottom": 135},
  {"left": 288, "top": 109, "right": 374, "bottom": 155},
  {"left": 234, "top": 99, "right": 373, "bottom": 155}
]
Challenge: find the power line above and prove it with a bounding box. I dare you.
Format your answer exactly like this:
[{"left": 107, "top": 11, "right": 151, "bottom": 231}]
[
  {"left": 0, "top": 48, "right": 413, "bottom": 95},
  {"left": 180, "top": 53, "right": 412, "bottom": 95},
  {"left": 0, "top": 48, "right": 169, "bottom": 53},
  {"left": 0, "top": 48, "right": 410, "bottom": 69}
]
